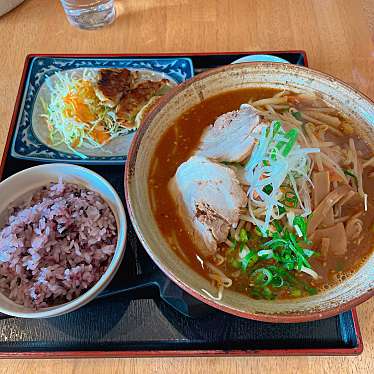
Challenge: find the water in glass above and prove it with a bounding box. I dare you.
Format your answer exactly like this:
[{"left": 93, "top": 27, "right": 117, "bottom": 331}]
[{"left": 60, "top": 0, "right": 116, "bottom": 30}]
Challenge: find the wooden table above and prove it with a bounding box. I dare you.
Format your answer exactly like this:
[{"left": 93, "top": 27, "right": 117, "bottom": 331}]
[{"left": 0, "top": 0, "right": 373, "bottom": 372}]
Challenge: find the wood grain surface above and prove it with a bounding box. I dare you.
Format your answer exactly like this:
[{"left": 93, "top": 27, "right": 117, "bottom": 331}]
[{"left": 0, "top": 0, "right": 373, "bottom": 373}]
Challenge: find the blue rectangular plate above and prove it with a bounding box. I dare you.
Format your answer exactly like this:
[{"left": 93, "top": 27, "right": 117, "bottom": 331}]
[{"left": 10, "top": 56, "right": 194, "bottom": 164}]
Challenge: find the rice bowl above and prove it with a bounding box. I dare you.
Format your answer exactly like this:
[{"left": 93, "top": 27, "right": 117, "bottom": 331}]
[{"left": 0, "top": 163, "right": 126, "bottom": 318}]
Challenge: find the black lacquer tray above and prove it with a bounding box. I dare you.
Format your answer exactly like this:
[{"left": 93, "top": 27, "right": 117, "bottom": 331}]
[{"left": 0, "top": 51, "right": 363, "bottom": 358}]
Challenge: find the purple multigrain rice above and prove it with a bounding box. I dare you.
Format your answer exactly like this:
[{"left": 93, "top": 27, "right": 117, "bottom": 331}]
[{"left": 0, "top": 179, "right": 117, "bottom": 308}]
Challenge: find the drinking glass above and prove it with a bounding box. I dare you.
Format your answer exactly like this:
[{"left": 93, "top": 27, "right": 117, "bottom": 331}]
[{"left": 60, "top": 0, "right": 116, "bottom": 30}]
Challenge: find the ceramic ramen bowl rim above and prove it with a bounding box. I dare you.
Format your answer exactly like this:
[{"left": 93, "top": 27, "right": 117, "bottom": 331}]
[
  {"left": 125, "top": 62, "right": 374, "bottom": 323},
  {"left": 0, "top": 163, "right": 127, "bottom": 318}
]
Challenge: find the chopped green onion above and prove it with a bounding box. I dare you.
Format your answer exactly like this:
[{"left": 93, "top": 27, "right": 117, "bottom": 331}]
[
  {"left": 284, "top": 261, "right": 295, "bottom": 271},
  {"left": 230, "top": 259, "right": 241, "bottom": 269},
  {"left": 249, "top": 287, "right": 263, "bottom": 299},
  {"left": 262, "top": 286, "right": 274, "bottom": 300},
  {"left": 287, "top": 231, "right": 311, "bottom": 269},
  {"left": 263, "top": 184, "right": 273, "bottom": 195},
  {"left": 282, "top": 128, "right": 299, "bottom": 157},
  {"left": 273, "top": 140, "right": 286, "bottom": 159},
  {"left": 257, "top": 249, "right": 273, "bottom": 259},
  {"left": 290, "top": 288, "right": 302, "bottom": 297},
  {"left": 273, "top": 120, "right": 282, "bottom": 134},
  {"left": 273, "top": 220, "right": 283, "bottom": 233},
  {"left": 262, "top": 227, "right": 312, "bottom": 272},
  {"left": 248, "top": 264, "right": 319, "bottom": 298},
  {"left": 254, "top": 227, "right": 263, "bottom": 237},
  {"left": 251, "top": 268, "right": 273, "bottom": 286},
  {"left": 306, "top": 286, "right": 318, "bottom": 296},
  {"left": 241, "top": 251, "right": 258, "bottom": 271},
  {"left": 272, "top": 274, "right": 284, "bottom": 288},
  {"left": 239, "top": 228, "right": 249, "bottom": 242},
  {"left": 278, "top": 205, "right": 286, "bottom": 215},
  {"left": 291, "top": 111, "right": 303, "bottom": 121},
  {"left": 293, "top": 215, "right": 308, "bottom": 242},
  {"left": 288, "top": 273, "right": 318, "bottom": 295}
]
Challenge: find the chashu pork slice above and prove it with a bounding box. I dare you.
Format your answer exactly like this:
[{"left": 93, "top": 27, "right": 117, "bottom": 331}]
[
  {"left": 196, "top": 104, "right": 261, "bottom": 162},
  {"left": 169, "top": 156, "right": 247, "bottom": 258}
]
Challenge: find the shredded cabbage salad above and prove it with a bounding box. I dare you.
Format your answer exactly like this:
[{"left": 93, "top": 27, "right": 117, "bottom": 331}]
[{"left": 41, "top": 70, "right": 129, "bottom": 158}]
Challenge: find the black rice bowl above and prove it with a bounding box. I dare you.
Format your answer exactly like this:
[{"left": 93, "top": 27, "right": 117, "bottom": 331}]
[{"left": 0, "top": 178, "right": 117, "bottom": 308}]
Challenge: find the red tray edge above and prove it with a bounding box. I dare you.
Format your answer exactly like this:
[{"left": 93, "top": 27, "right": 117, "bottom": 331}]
[
  {"left": 0, "top": 348, "right": 362, "bottom": 359},
  {"left": 0, "top": 51, "right": 364, "bottom": 359},
  {"left": 24, "top": 50, "right": 308, "bottom": 64},
  {"left": 0, "top": 308, "right": 362, "bottom": 358}
]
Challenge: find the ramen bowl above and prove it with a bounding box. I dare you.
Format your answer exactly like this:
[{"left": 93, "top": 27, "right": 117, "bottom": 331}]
[{"left": 126, "top": 62, "right": 374, "bottom": 322}]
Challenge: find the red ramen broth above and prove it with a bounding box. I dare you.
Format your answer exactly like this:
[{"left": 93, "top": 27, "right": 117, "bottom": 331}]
[{"left": 149, "top": 88, "right": 374, "bottom": 300}]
